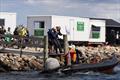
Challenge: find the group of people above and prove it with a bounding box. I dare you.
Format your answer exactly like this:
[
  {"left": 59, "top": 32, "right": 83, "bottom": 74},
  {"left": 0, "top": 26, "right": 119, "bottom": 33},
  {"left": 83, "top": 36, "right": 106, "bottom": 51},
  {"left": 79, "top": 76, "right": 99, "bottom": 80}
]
[
  {"left": 0, "top": 26, "right": 12, "bottom": 44},
  {"left": 0, "top": 26, "right": 12, "bottom": 35},
  {"left": 47, "top": 26, "right": 88, "bottom": 65},
  {"left": 64, "top": 45, "right": 82, "bottom": 66},
  {"left": 47, "top": 26, "right": 85, "bottom": 65},
  {"left": 0, "top": 25, "right": 29, "bottom": 46},
  {"left": 47, "top": 26, "right": 63, "bottom": 54}
]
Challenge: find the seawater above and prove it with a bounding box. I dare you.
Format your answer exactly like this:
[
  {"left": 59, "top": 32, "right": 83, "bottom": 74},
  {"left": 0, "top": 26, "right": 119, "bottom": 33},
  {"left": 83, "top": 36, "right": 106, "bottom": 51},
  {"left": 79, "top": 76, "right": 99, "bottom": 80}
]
[{"left": 0, "top": 65, "right": 120, "bottom": 80}]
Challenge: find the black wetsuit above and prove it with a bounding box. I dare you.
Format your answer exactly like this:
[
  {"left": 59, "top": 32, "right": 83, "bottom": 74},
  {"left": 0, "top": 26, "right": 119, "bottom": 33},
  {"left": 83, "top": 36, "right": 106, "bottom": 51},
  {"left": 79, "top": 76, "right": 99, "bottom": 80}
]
[{"left": 47, "top": 28, "right": 62, "bottom": 53}]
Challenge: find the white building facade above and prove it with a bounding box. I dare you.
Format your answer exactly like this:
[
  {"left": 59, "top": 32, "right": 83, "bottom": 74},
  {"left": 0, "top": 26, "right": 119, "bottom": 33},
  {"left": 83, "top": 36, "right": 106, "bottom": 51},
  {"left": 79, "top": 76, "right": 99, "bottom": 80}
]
[
  {"left": 0, "top": 12, "right": 16, "bottom": 34},
  {"left": 27, "top": 15, "right": 105, "bottom": 43}
]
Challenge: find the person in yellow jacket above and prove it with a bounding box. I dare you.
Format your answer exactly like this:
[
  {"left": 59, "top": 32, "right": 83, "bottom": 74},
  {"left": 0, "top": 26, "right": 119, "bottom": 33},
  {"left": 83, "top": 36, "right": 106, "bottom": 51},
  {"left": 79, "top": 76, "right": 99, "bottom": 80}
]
[{"left": 18, "top": 27, "right": 27, "bottom": 37}]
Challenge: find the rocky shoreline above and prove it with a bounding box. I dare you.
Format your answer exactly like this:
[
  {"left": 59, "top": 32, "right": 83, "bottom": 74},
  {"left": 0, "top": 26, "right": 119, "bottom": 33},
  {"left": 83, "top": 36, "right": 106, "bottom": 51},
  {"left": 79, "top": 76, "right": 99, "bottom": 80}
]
[
  {"left": 0, "top": 45, "right": 120, "bottom": 72},
  {"left": 77, "top": 45, "right": 120, "bottom": 59},
  {"left": 0, "top": 53, "right": 43, "bottom": 72},
  {"left": 75, "top": 45, "right": 120, "bottom": 64}
]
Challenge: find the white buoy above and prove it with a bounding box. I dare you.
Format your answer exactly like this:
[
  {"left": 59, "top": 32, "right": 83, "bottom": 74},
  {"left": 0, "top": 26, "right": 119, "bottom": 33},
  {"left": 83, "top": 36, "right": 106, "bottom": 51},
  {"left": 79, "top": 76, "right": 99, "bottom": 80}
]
[{"left": 45, "top": 58, "right": 60, "bottom": 70}]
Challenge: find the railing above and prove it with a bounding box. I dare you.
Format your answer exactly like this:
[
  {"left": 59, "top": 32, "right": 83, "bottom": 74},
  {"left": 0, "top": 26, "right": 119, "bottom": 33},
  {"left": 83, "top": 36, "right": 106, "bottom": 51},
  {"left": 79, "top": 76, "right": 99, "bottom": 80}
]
[
  {"left": 0, "top": 34, "right": 44, "bottom": 48},
  {"left": 0, "top": 34, "right": 45, "bottom": 57}
]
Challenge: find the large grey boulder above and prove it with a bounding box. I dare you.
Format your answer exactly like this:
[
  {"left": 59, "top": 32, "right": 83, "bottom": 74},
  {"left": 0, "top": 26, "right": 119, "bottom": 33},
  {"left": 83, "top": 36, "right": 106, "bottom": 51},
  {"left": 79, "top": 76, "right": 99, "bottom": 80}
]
[{"left": 45, "top": 58, "right": 60, "bottom": 70}]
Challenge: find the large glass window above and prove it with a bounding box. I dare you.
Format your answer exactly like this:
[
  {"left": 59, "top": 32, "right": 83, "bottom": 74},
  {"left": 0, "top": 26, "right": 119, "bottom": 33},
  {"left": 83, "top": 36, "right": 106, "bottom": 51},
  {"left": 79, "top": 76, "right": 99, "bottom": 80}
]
[{"left": 0, "top": 19, "right": 5, "bottom": 26}]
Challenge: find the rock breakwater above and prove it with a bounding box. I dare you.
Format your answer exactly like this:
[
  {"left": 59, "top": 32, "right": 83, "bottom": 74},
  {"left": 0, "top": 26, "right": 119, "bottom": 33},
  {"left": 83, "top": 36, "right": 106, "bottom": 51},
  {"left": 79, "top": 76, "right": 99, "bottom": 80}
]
[{"left": 0, "top": 53, "right": 43, "bottom": 72}]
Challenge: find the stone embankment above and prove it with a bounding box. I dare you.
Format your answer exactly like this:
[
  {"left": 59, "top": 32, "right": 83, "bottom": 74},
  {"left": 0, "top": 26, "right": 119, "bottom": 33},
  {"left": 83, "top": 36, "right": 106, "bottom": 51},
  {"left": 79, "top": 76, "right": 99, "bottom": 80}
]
[
  {"left": 0, "top": 53, "right": 43, "bottom": 72},
  {"left": 76, "top": 45, "right": 120, "bottom": 63},
  {"left": 0, "top": 45, "right": 120, "bottom": 72}
]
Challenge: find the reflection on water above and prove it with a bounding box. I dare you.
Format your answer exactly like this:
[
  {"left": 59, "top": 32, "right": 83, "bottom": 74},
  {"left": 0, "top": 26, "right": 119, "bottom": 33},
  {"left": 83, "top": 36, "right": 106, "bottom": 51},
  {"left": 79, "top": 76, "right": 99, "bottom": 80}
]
[{"left": 0, "top": 65, "right": 120, "bottom": 80}]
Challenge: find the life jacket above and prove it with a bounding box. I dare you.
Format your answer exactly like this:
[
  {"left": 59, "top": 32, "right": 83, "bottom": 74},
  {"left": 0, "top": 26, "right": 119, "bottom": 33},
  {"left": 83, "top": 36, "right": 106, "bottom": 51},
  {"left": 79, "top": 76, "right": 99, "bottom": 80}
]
[
  {"left": 14, "top": 27, "right": 28, "bottom": 37},
  {"left": 4, "top": 34, "right": 12, "bottom": 43},
  {"left": 18, "top": 28, "right": 27, "bottom": 37},
  {"left": 69, "top": 48, "right": 77, "bottom": 63}
]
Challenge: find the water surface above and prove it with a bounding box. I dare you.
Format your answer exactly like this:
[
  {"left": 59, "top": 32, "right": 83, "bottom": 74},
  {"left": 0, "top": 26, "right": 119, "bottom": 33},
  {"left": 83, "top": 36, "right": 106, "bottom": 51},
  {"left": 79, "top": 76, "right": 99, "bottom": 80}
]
[{"left": 0, "top": 65, "right": 120, "bottom": 80}]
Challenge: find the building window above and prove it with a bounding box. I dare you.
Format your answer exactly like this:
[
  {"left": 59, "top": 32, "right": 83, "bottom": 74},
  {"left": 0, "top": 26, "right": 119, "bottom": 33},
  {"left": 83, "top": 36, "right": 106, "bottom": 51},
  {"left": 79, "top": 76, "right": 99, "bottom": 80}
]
[
  {"left": 34, "top": 21, "right": 44, "bottom": 29},
  {"left": 91, "top": 25, "right": 100, "bottom": 39},
  {"left": 0, "top": 19, "right": 5, "bottom": 26},
  {"left": 77, "top": 21, "right": 84, "bottom": 31},
  {"left": 34, "top": 21, "right": 44, "bottom": 37}
]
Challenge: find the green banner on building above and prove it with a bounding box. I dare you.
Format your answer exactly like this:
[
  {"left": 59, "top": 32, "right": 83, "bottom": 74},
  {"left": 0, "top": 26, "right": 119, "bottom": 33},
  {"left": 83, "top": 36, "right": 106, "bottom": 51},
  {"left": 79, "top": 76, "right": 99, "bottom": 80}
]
[
  {"left": 92, "top": 32, "right": 100, "bottom": 38},
  {"left": 34, "top": 28, "right": 44, "bottom": 37},
  {"left": 77, "top": 21, "right": 84, "bottom": 31}
]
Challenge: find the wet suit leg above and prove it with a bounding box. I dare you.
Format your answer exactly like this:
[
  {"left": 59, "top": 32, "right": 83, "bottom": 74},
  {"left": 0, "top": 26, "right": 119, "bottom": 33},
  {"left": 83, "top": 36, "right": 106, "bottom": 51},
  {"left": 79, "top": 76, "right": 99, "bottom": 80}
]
[
  {"left": 53, "top": 39, "right": 62, "bottom": 54},
  {"left": 56, "top": 39, "right": 62, "bottom": 53}
]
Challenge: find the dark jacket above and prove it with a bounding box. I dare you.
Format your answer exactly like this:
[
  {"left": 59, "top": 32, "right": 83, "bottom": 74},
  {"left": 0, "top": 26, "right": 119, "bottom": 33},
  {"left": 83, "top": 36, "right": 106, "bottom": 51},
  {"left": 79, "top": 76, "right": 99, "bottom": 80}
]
[{"left": 47, "top": 28, "right": 58, "bottom": 40}]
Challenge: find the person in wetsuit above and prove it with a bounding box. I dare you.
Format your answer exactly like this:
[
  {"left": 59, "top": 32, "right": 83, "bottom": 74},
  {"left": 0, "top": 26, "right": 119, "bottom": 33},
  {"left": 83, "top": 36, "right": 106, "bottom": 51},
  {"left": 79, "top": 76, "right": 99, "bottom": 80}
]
[{"left": 47, "top": 26, "right": 62, "bottom": 54}]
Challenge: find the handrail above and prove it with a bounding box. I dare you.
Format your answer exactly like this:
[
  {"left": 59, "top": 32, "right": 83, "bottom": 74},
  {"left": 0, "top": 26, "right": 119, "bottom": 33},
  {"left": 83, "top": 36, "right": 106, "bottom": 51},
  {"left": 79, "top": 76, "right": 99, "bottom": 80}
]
[{"left": 0, "top": 34, "right": 44, "bottom": 48}]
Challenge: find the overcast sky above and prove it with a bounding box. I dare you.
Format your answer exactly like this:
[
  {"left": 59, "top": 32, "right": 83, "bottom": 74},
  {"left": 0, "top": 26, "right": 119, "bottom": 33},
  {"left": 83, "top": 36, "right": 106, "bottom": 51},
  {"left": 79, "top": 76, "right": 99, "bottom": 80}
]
[{"left": 0, "top": 0, "right": 120, "bottom": 25}]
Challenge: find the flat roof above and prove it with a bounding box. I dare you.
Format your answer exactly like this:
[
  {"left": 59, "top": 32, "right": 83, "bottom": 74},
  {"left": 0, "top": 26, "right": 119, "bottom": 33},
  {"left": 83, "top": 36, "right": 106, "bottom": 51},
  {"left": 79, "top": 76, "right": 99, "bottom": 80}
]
[
  {"left": 27, "top": 15, "right": 88, "bottom": 19},
  {"left": 0, "top": 12, "right": 16, "bottom": 15}
]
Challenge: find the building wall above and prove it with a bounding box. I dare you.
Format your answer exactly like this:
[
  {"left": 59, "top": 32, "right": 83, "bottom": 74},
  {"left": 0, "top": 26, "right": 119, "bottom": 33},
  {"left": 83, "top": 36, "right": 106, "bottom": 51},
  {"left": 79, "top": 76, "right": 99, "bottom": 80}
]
[
  {"left": 52, "top": 15, "right": 90, "bottom": 41},
  {"left": 0, "top": 12, "right": 16, "bottom": 34},
  {"left": 51, "top": 16, "right": 70, "bottom": 39},
  {"left": 72, "top": 17, "right": 90, "bottom": 41},
  {"left": 27, "top": 16, "right": 51, "bottom": 36}
]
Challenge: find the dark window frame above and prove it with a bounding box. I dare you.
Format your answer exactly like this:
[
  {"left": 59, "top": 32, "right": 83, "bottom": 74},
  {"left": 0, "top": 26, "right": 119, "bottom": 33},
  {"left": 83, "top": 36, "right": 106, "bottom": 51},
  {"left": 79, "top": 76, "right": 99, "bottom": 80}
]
[
  {"left": 34, "top": 21, "right": 45, "bottom": 28},
  {"left": 91, "top": 25, "right": 101, "bottom": 39},
  {"left": 0, "top": 19, "right": 5, "bottom": 26}
]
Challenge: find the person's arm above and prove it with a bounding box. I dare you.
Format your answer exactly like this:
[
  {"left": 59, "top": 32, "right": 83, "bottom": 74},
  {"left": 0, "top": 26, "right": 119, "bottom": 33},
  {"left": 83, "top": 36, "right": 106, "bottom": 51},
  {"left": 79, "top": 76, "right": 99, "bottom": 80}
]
[{"left": 58, "top": 31, "right": 62, "bottom": 36}]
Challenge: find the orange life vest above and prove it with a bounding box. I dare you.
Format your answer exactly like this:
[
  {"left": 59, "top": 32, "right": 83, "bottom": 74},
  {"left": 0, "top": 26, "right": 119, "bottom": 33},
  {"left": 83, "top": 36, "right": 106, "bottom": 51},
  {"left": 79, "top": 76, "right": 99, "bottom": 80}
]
[{"left": 69, "top": 48, "right": 77, "bottom": 63}]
